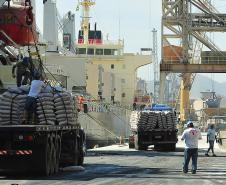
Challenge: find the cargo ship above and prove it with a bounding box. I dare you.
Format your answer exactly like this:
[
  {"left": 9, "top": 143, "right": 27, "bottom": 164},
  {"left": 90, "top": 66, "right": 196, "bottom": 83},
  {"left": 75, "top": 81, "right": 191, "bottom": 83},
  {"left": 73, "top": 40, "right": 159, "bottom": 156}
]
[{"left": 0, "top": 0, "right": 151, "bottom": 148}]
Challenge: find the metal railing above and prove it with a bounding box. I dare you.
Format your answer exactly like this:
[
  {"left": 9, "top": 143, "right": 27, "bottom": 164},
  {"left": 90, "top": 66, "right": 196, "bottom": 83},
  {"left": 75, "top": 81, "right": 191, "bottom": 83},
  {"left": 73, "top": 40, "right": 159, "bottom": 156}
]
[
  {"left": 162, "top": 55, "right": 226, "bottom": 65},
  {"left": 86, "top": 102, "right": 131, "bottom": 123},
  {"left": 76, "top": 39, "right": 124, "bottom": 47}
]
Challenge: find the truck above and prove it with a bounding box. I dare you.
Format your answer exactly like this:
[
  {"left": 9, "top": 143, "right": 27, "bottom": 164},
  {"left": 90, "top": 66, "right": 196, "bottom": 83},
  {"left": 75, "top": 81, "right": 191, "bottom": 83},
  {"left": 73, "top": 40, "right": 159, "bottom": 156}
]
[
  {"left": 0, "top": 88, "right": 86, "bottom": 176},
  {"left": 129, "top": 104, "right": 178, "bottom": 151},
  {"left": 0, "top": 0, "right": 86, "bottom": 176}
]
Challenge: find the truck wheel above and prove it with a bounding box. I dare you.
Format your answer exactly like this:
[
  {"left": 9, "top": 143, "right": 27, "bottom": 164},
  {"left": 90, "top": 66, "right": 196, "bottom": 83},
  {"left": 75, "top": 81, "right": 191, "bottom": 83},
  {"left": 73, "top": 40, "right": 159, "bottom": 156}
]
[
  {"left": 50, "top": 135, "right": 57, "bottom": 175},
  {"left": 72, "top": 137, "right": 79, "bottom": 165},
  {"left": 32, "top": 135, "right": 51, "bottom": 176},
  {"left": 78, "top": 130, "right": 85, "bottom": 166},
  {"left": 77, "top": 149, "right": 84, "bottom": 166},
  {"left": 48, "top": 135, "right": 56, "bottom": 176},
  {"left": 43, "top": 136, "right": 52, "bottom": 176},
  {"left": 54, "top": 135, "right": 61, "bottom": 173}
]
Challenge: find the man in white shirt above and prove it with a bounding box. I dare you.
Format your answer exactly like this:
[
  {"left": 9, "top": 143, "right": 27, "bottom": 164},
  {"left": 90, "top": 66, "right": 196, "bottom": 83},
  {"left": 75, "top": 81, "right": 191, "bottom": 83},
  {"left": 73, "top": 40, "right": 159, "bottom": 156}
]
[
  {"left": 205, "top": 124, "right": 216, "bottom": 157},
  {"left": 181, "top": 121, "right": 202, "bottom": 174},
  {"left": 23, "top": 71, "right": 46, "bottom": 124}
]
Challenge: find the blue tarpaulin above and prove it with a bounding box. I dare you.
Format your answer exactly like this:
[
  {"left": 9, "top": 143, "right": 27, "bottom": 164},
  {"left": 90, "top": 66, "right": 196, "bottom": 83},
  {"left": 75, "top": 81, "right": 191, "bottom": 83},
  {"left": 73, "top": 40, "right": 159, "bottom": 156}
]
[{"left": 144, "top": 104, "right": 173, "bottom": 111}]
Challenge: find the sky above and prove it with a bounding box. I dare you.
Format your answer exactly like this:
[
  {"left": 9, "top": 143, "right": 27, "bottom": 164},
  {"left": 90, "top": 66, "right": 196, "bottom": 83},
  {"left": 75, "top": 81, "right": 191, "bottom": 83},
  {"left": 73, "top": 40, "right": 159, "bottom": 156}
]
[{"left": 35, "top": 0, "right": 226, "bottom": 84}]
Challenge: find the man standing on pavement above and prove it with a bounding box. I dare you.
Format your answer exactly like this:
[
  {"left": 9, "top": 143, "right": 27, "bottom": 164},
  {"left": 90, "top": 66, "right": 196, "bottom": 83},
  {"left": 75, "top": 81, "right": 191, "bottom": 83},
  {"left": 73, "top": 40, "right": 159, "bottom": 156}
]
[
  {"left": 181, "top": 121, "right": 202, "bottom": 174},
  {"left": 205, "top": 124, "right": 217, "bottom": 157}
]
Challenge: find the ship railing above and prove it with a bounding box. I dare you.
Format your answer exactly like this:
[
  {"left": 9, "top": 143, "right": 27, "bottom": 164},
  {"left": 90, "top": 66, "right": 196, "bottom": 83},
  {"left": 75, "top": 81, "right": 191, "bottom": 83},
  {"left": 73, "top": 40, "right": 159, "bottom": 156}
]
[
  {"left": 102, "top": 39, "right": 124, "bottom": 46},
  {"left": 162, "top": 55, "right": 226, "bottom": 64},
  {"left": 75, "top": 54, "right": 124, "bottom": 59},
  {"left": 86, "top": 102, "right": 132, "bottom": 123},
  {"left": 76, "top": 39, "right": 124, "bottom": 46},
  {"left": 86, "top": 113, "right": 120, "bottom": 139}
]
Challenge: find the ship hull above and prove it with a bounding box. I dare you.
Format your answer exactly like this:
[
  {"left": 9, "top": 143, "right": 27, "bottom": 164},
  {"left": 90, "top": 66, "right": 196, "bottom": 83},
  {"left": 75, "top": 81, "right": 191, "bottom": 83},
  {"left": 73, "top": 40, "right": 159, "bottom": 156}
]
[{"left": 79, "top": 110, "right": 131, "bottom": 149}]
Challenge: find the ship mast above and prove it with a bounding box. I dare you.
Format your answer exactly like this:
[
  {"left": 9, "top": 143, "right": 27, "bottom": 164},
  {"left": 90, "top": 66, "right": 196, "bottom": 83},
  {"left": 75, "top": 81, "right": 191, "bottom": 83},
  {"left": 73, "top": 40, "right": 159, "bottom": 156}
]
[{"left": 79, "top": 0, "right": 95, "bottom": 45}]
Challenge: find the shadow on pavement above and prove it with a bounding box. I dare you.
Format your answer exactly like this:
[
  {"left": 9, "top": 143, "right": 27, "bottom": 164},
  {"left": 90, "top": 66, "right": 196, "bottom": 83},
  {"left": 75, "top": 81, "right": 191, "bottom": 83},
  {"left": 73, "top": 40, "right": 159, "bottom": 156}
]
[
  {"left": 86, "top": 147, "right": 226, "bottom": 157},
  {"left": 1, "top": 162, "right": 226, "bottom": 181}
]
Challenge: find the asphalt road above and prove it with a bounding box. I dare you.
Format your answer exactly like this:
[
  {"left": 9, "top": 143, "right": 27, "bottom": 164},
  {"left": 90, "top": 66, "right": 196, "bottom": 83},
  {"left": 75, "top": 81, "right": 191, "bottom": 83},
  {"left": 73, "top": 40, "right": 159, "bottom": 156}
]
[{"left": 1, "top": 134, "right": 226, "bottom": 185}]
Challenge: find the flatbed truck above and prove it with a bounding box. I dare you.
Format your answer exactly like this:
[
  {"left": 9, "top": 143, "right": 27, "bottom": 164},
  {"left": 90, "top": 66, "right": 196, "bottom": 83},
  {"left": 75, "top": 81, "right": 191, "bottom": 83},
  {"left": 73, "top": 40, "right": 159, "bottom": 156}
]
[
  {"left": 0, "top": 124, "right": 85, "bottom": 176},
  {"left": 129, "top": 105, "right": 178, "bottom": 151}
]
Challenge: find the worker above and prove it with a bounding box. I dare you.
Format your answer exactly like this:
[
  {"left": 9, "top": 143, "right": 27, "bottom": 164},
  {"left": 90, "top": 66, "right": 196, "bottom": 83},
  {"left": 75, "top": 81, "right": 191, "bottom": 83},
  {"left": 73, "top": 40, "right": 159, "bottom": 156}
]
[
  {"left": 83, "top": 96, "right": 88, "bottom": 113},
  {"left": 23, "top": 71, "right": 45, "bottom": 124},
  {"left": 181, "top": 121, "right": 202, "bottom": 174},
  {"left": 133, "top": 102, "right": 137, "bottom": 111},
  {"left": 0, "top": 79, "right": 3, "bottom": 88},
  {"left": 12, "top": 57, "right": 31, "bottom": 87},
  {"left": 205, "top": 124, "right": 217, "bottom": 157},
  {"left": 78, "top": 95, "right": 84, "bottom": 112}
]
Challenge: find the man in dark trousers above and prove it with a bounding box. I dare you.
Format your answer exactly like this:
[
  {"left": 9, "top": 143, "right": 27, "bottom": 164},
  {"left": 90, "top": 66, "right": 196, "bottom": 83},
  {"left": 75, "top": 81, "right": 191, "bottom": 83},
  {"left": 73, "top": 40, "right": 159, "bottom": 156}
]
[
  {"left": 12, "top": 57, "right": 31, "bottom": 87},
  {"left": 205, "top": 124, "right": 217, "bottom": 157},
  {"left": 23, "top": 71, "right": 46, "bottom": 124},
  {"left": 181, "top": 121, "right": 202, "bottom": 174}
]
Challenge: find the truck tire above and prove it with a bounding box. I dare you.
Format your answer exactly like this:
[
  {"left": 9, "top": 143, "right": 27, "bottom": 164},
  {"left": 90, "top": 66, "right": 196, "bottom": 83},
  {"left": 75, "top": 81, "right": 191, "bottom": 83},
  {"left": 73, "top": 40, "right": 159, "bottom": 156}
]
[
  {"left": 50, "top": 134, "right": 57, "bottom": 175},
  {"left": 54, "top": 135, "right": 61, "bottom": 173},
  {"left": 50, "top": 140, "right": 56, "bottom": 175},
  {"left": 31, "top": 134, "right": 51, "bottom": 176},
  {"left": 129, "top": 142, "right": 135, "bottom": 149},
  {"left": 72, "top": 136, "right": 79, "bottom": 165},
  {"left": 42, "top": 134, "right": 52, "bottom": 176},
  {"left": 78, "top": 130, "right": 85, "bottom": 166},
  {"left": 77, "top": 149, "right": 84, "bottom": 166}
]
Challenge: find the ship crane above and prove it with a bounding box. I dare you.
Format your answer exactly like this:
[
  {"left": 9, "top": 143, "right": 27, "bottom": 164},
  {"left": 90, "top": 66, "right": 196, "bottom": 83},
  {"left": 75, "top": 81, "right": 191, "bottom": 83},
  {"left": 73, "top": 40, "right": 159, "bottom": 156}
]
[{"left": 161, "top": 0, "right": 226, "bottom": 122}]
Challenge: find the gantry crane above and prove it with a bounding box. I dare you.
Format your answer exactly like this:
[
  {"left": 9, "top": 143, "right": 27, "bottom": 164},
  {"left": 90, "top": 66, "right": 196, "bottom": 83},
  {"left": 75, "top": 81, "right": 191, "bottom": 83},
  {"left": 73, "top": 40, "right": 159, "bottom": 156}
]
[{"left": 160, "top": 0, "right": 226, "bottom": 122}]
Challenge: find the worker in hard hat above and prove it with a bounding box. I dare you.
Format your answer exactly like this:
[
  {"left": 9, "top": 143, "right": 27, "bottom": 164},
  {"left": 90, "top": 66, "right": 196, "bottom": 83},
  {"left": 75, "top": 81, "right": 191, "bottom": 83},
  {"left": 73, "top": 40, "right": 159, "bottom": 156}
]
[
  {"left": 12, "top": 57, "right": 32, "bottom": 87},
  {"left": 181, "top": 121, "right": 202, "bottom": 174}
]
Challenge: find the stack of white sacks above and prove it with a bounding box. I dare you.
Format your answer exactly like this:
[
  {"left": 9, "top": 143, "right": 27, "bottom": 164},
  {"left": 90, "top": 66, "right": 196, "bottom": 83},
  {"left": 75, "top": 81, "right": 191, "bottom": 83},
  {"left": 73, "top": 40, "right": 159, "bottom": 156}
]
[
  {"left": 54, "top": 92, "right": 76, "bottom": 125},
  {"left": 129, "top": 111, "right": 139, "bottom": 131},
  {"left": 0, "top": 86, "right": 77, "bottom": 125},
  {"left": 0, "top": 90, "right": 27, "bottom": 125},
  {"left": 137, "top": 111, "right": 176, "bottom": 131},
  {"left": 37, "top": 92, "right": 55, "bottom": 125}
]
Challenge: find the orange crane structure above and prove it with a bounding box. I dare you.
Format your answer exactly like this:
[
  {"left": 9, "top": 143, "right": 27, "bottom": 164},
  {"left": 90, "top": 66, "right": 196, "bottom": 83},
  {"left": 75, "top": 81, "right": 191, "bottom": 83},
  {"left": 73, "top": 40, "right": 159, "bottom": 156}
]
[{"left": 160, "top": 0, "right": 226, "bottom": 122}]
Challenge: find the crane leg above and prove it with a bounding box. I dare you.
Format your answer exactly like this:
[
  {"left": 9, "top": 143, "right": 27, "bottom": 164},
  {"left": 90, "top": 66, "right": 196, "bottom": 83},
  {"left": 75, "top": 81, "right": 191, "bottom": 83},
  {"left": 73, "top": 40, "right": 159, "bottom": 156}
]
[
  {"left": 159, "top": 72, "right": 167, "bottom": 103},
  {"left": 180, "top": 75, "right": 190, "bottom": 122}
]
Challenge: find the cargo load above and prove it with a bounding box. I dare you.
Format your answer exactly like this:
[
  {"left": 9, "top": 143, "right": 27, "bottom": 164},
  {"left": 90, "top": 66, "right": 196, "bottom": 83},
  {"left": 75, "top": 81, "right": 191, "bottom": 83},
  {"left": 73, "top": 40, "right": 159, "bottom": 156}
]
[
  {"left": 0, "top": 86, "right": 78, "bottom": 126},
  {"left": 0, "top": 85, "right": 85, "bottom": 176},
  {"left": 129, "top": 105, "right": 178, "bottom": 151}
]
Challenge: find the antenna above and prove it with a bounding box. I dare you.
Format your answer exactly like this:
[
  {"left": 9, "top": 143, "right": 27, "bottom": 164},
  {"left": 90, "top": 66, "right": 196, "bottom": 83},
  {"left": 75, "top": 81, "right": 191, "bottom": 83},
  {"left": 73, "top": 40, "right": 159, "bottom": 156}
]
[{"left": 118, "top": 4, "right": 121, "bottom": 40}]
